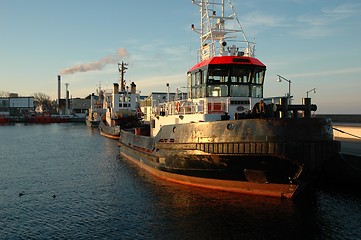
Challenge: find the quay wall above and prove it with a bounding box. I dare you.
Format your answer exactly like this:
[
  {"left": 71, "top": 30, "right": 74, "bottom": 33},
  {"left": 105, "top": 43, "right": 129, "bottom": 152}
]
[
  {"left": 316, "top": 114, "right": 361, "bottom": 141},
  {"left": 333, "top": 124, "right": 361, "bottom": 140},
  {"left": 317, "top": 114, "right": 361, "bottom": 124}
]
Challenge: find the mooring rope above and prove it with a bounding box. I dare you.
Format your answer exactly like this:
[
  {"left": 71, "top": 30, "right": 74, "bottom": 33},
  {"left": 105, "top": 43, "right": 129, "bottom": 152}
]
[{"left": 333, "top": 127, "right": 361, "bottom": 140}]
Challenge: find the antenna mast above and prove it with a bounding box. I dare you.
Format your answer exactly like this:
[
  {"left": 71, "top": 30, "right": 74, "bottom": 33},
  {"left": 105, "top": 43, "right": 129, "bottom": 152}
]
[
  {"left": 118, "top": 61, "right": 128, "bottom": 92},
  {"left": 191, "top": 0, "right": 255, "bottom": 62}
]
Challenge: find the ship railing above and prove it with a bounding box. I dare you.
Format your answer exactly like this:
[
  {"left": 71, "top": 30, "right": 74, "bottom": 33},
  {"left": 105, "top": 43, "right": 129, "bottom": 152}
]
[
  {"left": 152, "top": 97, "right": 317, "bottom": 119},
  {"left": 152, "top": 98, "right": 230, "bottom": 117},
  {"left": 196, "top": 40, "right": 255, "bottom": 62},
  {"left": 152, "top": 100, "right": 199, "bottom": 116}
]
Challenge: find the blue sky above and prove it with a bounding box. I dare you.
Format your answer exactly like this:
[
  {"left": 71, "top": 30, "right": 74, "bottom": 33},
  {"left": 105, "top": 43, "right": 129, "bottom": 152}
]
[{"left": 0, "top": 0, "right": 360, "bottom": 114}]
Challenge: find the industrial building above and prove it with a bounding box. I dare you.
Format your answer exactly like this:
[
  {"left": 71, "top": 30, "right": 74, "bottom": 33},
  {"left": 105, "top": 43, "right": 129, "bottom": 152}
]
[{"left": 0, "top": 94, "right": 34, "bottom": 116}]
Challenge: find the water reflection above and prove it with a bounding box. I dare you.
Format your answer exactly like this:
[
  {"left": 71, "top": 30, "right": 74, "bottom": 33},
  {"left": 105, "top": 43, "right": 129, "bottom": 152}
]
[{"left": 117, "top": 157, "right": 321, "bottom": 239}]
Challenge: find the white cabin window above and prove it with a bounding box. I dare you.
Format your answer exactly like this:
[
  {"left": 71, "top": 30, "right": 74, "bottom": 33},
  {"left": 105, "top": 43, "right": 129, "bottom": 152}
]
[
  {"left": 253, "top": 70, "right": 265, "bottom": 84},
  {"left": 230, "top": 85, "right": 249, "bottom": 97},
  {"left": 251, "top": 85, "right": 263, "bottom": 98}
]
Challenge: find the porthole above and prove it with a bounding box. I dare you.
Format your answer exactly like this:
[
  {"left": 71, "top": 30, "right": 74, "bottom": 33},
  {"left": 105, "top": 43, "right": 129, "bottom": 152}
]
[{"left": 227, "top": 123, "right": 234, "bottom": 130}]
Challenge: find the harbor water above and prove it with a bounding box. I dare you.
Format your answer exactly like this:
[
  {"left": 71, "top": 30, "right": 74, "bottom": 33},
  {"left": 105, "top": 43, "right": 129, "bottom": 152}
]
[{"left": 1, "top": 123, "right": 360, "bottom": 239}]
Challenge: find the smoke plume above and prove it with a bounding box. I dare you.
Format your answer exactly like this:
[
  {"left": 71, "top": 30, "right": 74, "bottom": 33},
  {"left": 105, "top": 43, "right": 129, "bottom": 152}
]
[{"left": 60, "top": 48, "right": 128, "bottom": 75}]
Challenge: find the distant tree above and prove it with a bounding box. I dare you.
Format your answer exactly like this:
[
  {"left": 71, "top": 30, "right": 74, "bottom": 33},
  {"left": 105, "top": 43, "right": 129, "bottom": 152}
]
[
  {"left": 0, "top": 91, "right": 10, "bottom": 97},
  {"left": 50, "top": 100, "right": 58, "bottom": 114},
  {"left": 33, "top": 92, "right": 52, "bottom": 112}
]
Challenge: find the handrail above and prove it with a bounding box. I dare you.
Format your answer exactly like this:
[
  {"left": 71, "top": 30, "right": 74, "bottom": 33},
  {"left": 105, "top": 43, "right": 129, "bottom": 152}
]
[{"left": 153, "top": 99, "right": 228, "bottom": 116}]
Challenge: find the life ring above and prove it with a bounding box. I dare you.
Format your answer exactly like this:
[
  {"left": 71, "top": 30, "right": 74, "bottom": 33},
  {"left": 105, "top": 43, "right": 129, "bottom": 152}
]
[{"left": 175, "top": 102, "right": 181, "bottom": 112}]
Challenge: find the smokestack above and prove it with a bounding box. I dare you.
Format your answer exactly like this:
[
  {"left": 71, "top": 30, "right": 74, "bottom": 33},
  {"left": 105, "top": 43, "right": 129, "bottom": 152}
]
[
  {"left": 65, "top": 83, "right": 69, "bottom": 115},
  {"left": 166, "top": 83, "right": 170, "bottom": 102},
  {"left": 57, "top": 75, "right": 61, "bottom": 113},
  {"left": 130, "top": 82, "right": 136, "bottom": 94},
  {"left": 113, "top": 83, "right": 119, "bottom": 95},
  {"left": 113, "top": 83, "right": 119, "bottom": 111},
  {"left": 91, "top": 93, "right": 94, "bottom": 111}
]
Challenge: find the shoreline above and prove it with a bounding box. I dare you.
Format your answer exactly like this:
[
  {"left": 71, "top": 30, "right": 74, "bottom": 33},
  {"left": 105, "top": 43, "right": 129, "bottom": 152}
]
[{"left": 317, "top": 114, "right": 361, "bottom": 124}]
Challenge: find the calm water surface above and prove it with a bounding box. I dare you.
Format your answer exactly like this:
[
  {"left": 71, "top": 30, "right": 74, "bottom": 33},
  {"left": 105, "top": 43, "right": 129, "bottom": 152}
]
[{"left": 0, "top": 123, "right": 360, "bottom": 239}]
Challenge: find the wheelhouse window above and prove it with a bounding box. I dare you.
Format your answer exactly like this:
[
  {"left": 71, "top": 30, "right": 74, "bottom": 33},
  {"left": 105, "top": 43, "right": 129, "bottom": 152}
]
[
  {"left": 251, "top": 85, "right": 263, "bottom": 98},
  {"left": 207, "top": 85, "right": 228, "bottom": 97},
  {"left": 230, "top": 85, "right": 249, "bottom": 97},
  {"left": 206, "top": 66, "right": 229, "bottom": 97},
  {"left": 187, "top": 73, "right": 192, "bottom": 98},
  {"left": 252, "top": 70, "right": 264, "bottom": 84},
  {"left": 208, "top": 67, "right": 229, "bottom": 83},
  {"left": 250, "top": 68, "right": 265, "bottom": 97},
  {"left": 231, "top": 68, "right": 251, "bottom": 83},
  {"left": 188, "top": 70, "right": 207, "bottom": 98},
  {"left": 229, "top": 67, "right": 252, "bottom": 97},
  {"left": 196, "top": 71, "right": 202, "bottom": 85}
]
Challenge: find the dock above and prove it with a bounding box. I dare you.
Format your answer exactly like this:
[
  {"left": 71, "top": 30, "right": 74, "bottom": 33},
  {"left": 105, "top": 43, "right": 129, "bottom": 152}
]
[
  {"left": 333, "top": 123, "right": 361, "bottom": 156},
  {"left": 322, "top": 120, "right": 361, "bottom": 185}
]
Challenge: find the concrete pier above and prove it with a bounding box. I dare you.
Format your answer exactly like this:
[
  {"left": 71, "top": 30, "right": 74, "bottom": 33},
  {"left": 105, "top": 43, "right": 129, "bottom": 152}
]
[
  {"left": 333, "top": 123, "right": 361, "bottom": 141},
  {"left": 332, "top": 123, "right": 361, "bottom": 156},
  {"left": 319, "top": 122, "right": 361, "bottom": 186}
]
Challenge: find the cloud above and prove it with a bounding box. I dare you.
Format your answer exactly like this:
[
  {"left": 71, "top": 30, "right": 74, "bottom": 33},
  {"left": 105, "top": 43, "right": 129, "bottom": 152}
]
[
  {"left": 60, "top": 48, "right": 128, "bottom": 75},
  {"left": 287, "top": 67, "right": 361, "bottom": 78},
  {"left": 322, "top": 3, "right": 361, "bottom": 16},
  {"left": 237, "top": 2, "right": 361, "bottom": 39},
  {"left": 240, "top": 11, "right": 288, "bottom": 29},
  {"left": 136, "top": 73, "right": 185, "bottom": 95},
  {"left": 291, "top": 3, "right": 361, "bottom": 38}
]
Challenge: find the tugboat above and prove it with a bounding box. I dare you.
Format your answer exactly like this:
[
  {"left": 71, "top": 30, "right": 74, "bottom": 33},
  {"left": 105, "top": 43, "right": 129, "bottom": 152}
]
[
  {"left": 118, "top": 0, "right": 341, "bottom": 198},
  {"left": 86, "top": 91, "right": 105, "bottom": 128},
  {"left": 98, "top": 62, "right": 142, "bottom": 139}
]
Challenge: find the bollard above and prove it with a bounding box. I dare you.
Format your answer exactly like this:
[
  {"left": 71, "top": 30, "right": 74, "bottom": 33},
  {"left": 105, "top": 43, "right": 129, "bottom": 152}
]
[{"left": 303, "top": 98, "right": 311, "bottom": 118}]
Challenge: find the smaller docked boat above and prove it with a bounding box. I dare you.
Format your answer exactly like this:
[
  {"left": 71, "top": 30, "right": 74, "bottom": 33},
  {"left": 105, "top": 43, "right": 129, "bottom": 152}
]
[
  {"left": 98, "top": 62, "right": 142, "bottom": 139},
  {"left": 86, "top": 93, "right": 105, "bottom": 128}
]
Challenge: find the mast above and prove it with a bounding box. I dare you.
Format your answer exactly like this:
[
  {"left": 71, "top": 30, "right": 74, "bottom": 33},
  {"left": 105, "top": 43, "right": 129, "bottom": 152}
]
[
  {"left": 191, "top": 0, "right": 255, "bottom": 62},
  {"left": 118, "top": 61, "right": 128, "bottom": 92}
]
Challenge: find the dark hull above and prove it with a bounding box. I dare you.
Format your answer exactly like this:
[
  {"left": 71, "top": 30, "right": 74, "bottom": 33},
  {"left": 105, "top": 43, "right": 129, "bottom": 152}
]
[
  {"left": 119, "top": 118, "right": 340, "bottom": 198},
  {"left": 119, "top": 148, "right": 302, "bottom": 198},
  {"left": 98, "top": 121, "right": 120, "bottom": 139},
  {"left": 86, "top": 118, "right": 100, "bottom": 128},
  {"left": 99, "top": 115, "right": 142, "bottom": 140}
]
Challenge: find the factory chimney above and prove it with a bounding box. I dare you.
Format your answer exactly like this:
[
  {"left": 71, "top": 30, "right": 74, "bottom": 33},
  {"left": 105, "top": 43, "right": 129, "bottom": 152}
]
[
  {"left": 65, "top": 83, "right": 69, "bottom": 115},
  {"left": 57, "top": 75, "right": 61, "bottom": 113}
]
